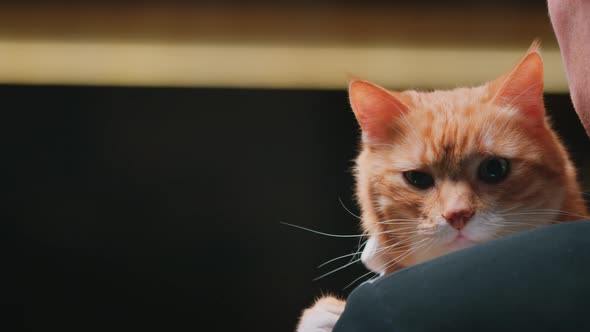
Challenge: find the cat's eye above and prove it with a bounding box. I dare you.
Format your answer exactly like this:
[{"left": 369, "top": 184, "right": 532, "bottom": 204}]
[
  {"left": 403, "top": 171, "right": 434, "bottom": 189},
  {"left": 478, "top": 157, "right": 510, "bottom": 183}
]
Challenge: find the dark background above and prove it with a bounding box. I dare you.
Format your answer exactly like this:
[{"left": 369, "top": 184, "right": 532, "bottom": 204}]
[{"left": 9, "top": 85, "right": 589, "bottom": 331}]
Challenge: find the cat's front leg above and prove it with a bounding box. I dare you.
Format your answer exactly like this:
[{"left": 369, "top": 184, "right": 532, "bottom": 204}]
[{"left": 296, "top": 296, "right": 346, "bottom": 332}]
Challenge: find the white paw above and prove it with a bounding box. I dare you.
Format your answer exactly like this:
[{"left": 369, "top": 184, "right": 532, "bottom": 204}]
[{"left": 297, "top": 297, "right": 345, "bottom": 332}]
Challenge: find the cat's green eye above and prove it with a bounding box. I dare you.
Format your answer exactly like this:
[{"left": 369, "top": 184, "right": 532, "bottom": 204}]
[
  {"left": 478, "top": 157, "right": 510, "bottom": 183},
  {"left": 403, "top": 171, "right": 434, "bottom": 189}
]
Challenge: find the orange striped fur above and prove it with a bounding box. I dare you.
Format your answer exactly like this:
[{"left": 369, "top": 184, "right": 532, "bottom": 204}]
[{"left": 351, "top": 41, "right": 587, "bottom": 271}]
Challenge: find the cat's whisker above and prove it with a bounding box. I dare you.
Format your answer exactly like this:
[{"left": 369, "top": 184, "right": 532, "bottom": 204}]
[
  {"left": 384, "top": 231, "right": 432, "bottom": 237},
  {"left": 485, "top": 221, "right": 549, "bottom": 229},
  {"left": 365, "top": 273, "right": 382, "bottom": 284},
  {"left": 379, "top": 224, "right": 422, "bottom": 229},
  {"left": 375, "top": 227, "right": 435, "bottom": 238},
  {"left": 314, "top": 235, "right": 422, "bottom": 282},
  {"left": 501, "top": 210, "right": 583, "bottom": 217},
  {"left": 381, "top": 221, "right": 428, "bottom": 229},
  {"left": 317, "top": 251, "right": 363, "bottom": 269},
  {"left": 338, "top": 197, "right": 362, "bottom": 220},
  {"left": 378, "top": 232, "right": 418, "bottom": 241},
  {"left": 375, "top": 244, "right": 419, "bottom": 258},
  {"left": 379, "top": 226, "right": 424, "bottom": 232},
  {"left": 506, "top": 218, "right": 558, "bottom": 223},
  {"left": 372, "top": 237, "right": 436, "bottom": 277},
  {"left": 500, "top": 211, "right": 589, "bottom": 219},
  {"left": 313, "top": 257, "right": 365, "bottom": 281},
  {"left": 516, "top": 208, "right": 590, "bottom": 218},
  {"left": 379, "top": 224, "right": 422, "bottom": 230},
  {"left": 353, "top": 224, "right": 427, "bottom": 239},
  {"left": 379, "top": 223, "right": 422, "bottom": 227},
  {"left": 371, "top": 236, "right": 421, "bottom": 254},
  {"left": 518, "top": 207, "right": 585, "bottom": 213},
  {"left": 281, "top": 222, "right": 366, "bottom": 238},
  {"left": 385, "top": 230, "right": 429, "bottom": 236},
  {"left": 315, "top": 232, "right": 421, "bottom": 276},
  {"left": 491, "top": 218, "right": 555, "bottom": 224},
  {"left": 496, "top": 204, "right": 524, "bottom": 214},
  {"left": 341, "top": 238, "right": 370, "bottom": 265},
  {"left": 379, "top": 220, "right": 422, "bottom": 224},
  {"left": 379, "top": 225, "right": 424, "bottom": 232},
  {"left": 390, "top": 238, "right": 432, "bottom": 257},
  {"left": 379, "top": 236, "right": 421, "bottom": 250},
  {"left": 343, "top": 237, "right": 434, "bottom": 289},
  {"left": 486, "top": 218, "right": 555, "bottom": 226},
  {"left": 351, "top": 228, "right": 372, "bottom": 264},
  {"left": 500, "top": 213, "right": 560, "bottom": 217},
  {"left": 487, "top": 222, "right": 548, "bottom": 228},
  {"left": 361, "top": 224, "right": 425, "bottom": 237},
  {"left": 383, "top": 230, "right": 436, "bottom": 238},
  {"left": 366, "top": 233, "right": 423, "bottom": 253},
  {"left": 379, "top": 217, "right": 423, "bottom": 222}
]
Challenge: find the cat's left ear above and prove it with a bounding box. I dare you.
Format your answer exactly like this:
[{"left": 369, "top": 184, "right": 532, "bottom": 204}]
[
  {"left": 488, "top": 40, "right": 545, "bottom": 119},
  {"left": 348, "top": 79, "right": 410, "bottom": 144}
]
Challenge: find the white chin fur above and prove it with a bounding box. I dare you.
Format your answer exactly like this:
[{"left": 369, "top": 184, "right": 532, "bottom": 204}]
[{"left": 361, "top": 236, "right": 387, "bottom": 276}]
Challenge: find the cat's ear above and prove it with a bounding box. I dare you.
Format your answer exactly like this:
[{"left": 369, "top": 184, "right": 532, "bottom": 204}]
[
  {"left": 348, "top": 79, "right": 409, "bottom": 144},
  {"left": 488, "top": 41, "right": 545, "bottom": 119}
]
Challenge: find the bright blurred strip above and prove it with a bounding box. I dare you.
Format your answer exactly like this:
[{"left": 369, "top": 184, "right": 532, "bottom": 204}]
[{"left": 0, "top": 40, "right": 568, "bottom": 92}]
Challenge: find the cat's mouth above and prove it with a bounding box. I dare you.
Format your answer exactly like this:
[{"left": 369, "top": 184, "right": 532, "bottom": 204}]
[{"left": 444, "top": 233, "right": 478, "bottom": 249}]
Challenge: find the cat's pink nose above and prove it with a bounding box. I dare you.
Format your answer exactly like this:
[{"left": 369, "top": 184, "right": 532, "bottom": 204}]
[{"left": 443, "top": 210, "right": 474, "bottom": 230}]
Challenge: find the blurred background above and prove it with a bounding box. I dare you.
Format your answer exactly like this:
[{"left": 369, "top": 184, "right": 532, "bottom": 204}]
[{"left": 8, "top": 0, "right": 589, "bottom": 331}]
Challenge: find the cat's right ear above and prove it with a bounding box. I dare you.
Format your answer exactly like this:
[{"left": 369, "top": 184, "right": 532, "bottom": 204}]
[{"left": 348, "top": 80, "right": 410, "bottom": 144}]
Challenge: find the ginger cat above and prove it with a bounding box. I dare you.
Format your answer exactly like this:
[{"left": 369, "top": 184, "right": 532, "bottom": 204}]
[{"left": 297, "top": 42, "right": 588, "bottom": 332}]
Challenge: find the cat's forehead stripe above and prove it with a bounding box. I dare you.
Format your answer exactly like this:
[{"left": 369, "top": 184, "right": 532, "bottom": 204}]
[{"left": 388, "top": 92, "right": 543, "bottom": 172}]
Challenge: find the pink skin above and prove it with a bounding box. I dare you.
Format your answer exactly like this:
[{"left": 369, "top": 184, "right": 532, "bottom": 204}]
[{"left": 548, "top": 0, "right": 590, "bottom": 138}]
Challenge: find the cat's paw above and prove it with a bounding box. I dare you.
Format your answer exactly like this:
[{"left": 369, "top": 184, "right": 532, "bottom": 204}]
[{"left": 296, "top": 296, "right": 346, "bottom": 332}]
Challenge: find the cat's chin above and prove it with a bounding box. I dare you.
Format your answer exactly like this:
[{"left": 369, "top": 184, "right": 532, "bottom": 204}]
[{"left": 443, "top": 234, "right": 479, "bottom": 251}]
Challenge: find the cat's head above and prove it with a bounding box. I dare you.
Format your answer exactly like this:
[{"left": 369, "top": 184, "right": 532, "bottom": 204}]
[{"left": 351, "top": 42, "right": 587, "bottom": 274}]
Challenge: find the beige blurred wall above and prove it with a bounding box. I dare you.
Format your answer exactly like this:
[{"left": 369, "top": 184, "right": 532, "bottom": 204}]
[{"left": 0, "top": 3, "right": 567, "bottom": 91}]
